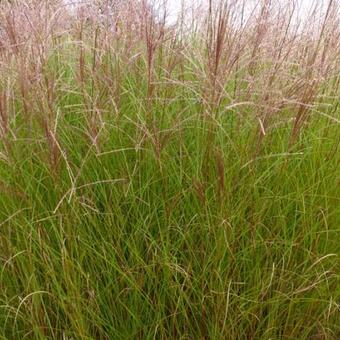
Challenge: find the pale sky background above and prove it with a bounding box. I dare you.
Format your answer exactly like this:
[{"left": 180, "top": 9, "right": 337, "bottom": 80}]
[
  {"left": 166, "top": 0, "right": 332, "bottom": 23},
  {"left": 63, "top": 0, "right": 335, "bottom": 26}
]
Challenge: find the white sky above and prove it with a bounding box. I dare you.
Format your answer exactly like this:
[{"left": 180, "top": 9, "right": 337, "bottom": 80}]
[{"left": 166, "top": 0, "right": 333, "bottom": 23}]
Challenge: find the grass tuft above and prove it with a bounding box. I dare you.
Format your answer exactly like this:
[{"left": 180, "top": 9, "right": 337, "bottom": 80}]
[{"left": 0, "top": 0, "right": 339, "bottom": 338}]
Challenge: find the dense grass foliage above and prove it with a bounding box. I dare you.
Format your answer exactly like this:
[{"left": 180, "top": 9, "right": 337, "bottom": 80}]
[{"left": 0, "top": 0, "right": 339, "bottom": 338}]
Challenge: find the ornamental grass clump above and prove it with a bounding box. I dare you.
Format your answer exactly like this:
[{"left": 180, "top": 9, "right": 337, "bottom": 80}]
[{"left": 0, "top": 0, "right": 339, "bottom": 338}]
